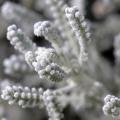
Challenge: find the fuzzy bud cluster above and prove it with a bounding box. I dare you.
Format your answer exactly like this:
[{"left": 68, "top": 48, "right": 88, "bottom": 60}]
[
  {"left": 25, "top": 47, "right": 65, "bottom": 82},
  {"left": 43, "top": 89, "right": 63, "bottom": 120},
  {"left": 34, "top": 21, "right": 52, "bottom": 37},
  {"left": 1, "top": 85, "right": 63, "bottom": 120},
  {"left": 34, "top": 21, "right": 67, "bottom": 57},
  {"left": 65, "top": 6, "right": 91, "bottom": 65},
  {"left": 1, "top": 85, "right": 44, "bottom": 108},
  {"left": 7, "top": 25, "right": 37, "bottom": 53},
  {"left": 65, "top": 7, "right": 91, "bottom": 41},
  {"left": 103, "top": 95, "right": 120, "bottom": 117},
  {"left": 34, "top": 21, "right": 59, "bottom": 45}
]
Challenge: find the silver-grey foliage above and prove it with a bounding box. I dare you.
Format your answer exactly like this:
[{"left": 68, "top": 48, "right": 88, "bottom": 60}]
[{"left": 1, "top": 0, "right": 120, "bottom": 120}]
